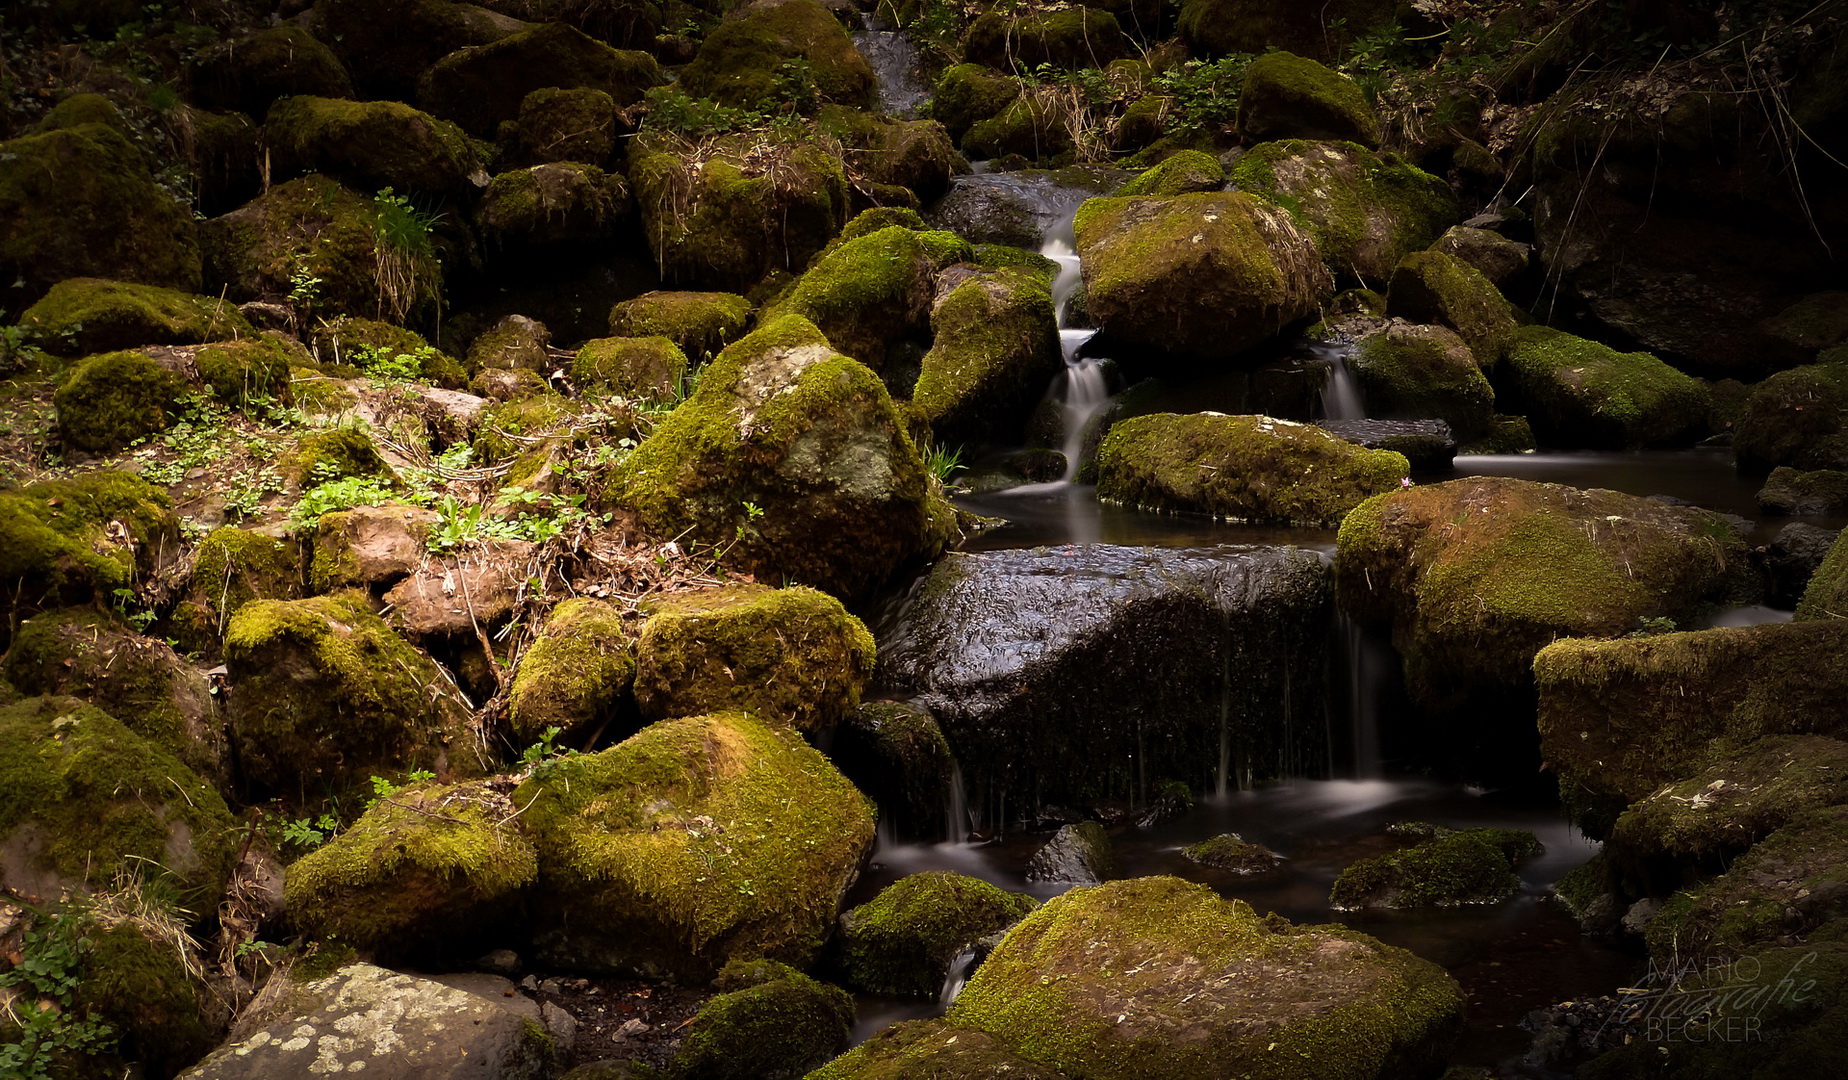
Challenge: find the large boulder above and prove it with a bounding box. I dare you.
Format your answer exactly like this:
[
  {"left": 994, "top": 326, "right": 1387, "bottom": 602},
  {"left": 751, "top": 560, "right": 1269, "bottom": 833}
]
[
  {"left": 1535, "top": 621, "right": 1848, "bottom": 827},
  {"left": 264, "top": 96, "right": 488, "bottom": 195},
  {"left": 1230, "top": 140, "right": 1455, "bottom": 284},
  {"left": 223, "top": 593, "right": 484, "bottom": 799},
  {"left": 810, "top": 1018, "right": 1070, "bottom": 1079},
  {"left": 912, "top": 263, "right": 1062, "bottom": 446},
  {"left": 0, "top": 696, "right": 237, "bottom": 907},
  {"left": 477, "top": 163, "right": 632, "bottom": 250},
  {"left": 764, "top": 224, "right": 963, "bottom": 374},
  {"left": 309, "top": 0, "right": 525, "bottom": 99},
  {"left": 836, "top": 871, "right": 1035, "bottom": 998},
  {"left": 506, "top": 86, "right": 620, "bottom": 167},
  {"left": 668, "top": 960, "right": 855, "bottom": 1080},
  {"left": 1733, "top": 356, "right": 1848, "bottom": 472},
  {"left": 1337, "top": 477, "right": 1750, "bottom": 716},
  {"left": 1236, "top": 52, "right": 1381, "bottom": 147},
  {"left": 633, "top": 584, "right": 874, "bottom": 736},
  {"left": 186, "top": 25, "right": 354, "bottom": 118},
  {"left": 53, "top": 349, "right": 191, "bottom": 453},
  {"left": 0, "top": 471, "right": 179, "bottom": 646},
  {"left": 1797, "top": 524, "right": 1848, "bottom": 620},
  {"left": 1494, "top": 325, "right": 1710, "bottom": 448},
  {"left": 309, "top": 503, "right": 436, "bottom": 592},
  {"left": 817, "top": 106, "right": 962, "bottom": 206},
  {"left": 1116, "top": 150, "right": 1226, "bottom": 197},
  {"left": 1432, "top": 225, "right": 1529, "bottom": 287},
  {"left": 602, "top": 315, "right": 950, "bottom": 602},
  {"left": 0, "top": 100, "right": 201, "bottom": 305},
  {"left": 418, "top": 22, "right": 664, "bottom": 138},
  {"left": 1073, "top": 192, "right": 1333, "bottom": 362},
  {"left": 515, "top": 711, "right": 876, "bottom": 979},
  {"left": 20, "top": 278, "right": 253, "bottom": 356},
  {"left": 572, "top": 335, "right": 687, "bottom": 399},
  {"left": 679, "top": 0, "right": 875, "bottom": 110},
  {"left": 1758, "top": 467, "right": 1848, "bottom": 515},
  {"left": 964, "top": 8, "right": 1131, "bottom": 71},
  {"left": 874, "top": 544, "right": 1331, "bottom": 814},
  {"left": 946, "top": 876, "right": 1465, "bottom": 1080},
  {"left": 929, "top": 63, "right": 1020, "bottom": 143},
  {"left": 1349, "top": 321, "right": 1495, "bottom": 436},
  {"left": 1384, "top": 250, "right": 1523, "bottom": 360},
  {"left": 608, "top": 290, "right": 752, "bottom": 363},
  {"left": 1098, "top": 412, "right": 1407, "bottom": 525},
  {"left": 1178, "top": 0, "right": 1397, "bottom": 61}
]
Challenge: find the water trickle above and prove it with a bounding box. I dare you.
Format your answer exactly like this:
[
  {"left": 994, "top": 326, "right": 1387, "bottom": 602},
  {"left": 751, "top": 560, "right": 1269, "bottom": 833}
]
[
  {"left": 944, "top": 764, "right": 971, "bottom": 844},
  {"left": 1038, "top": 229, "right": 1113, "bottom": 484},
  {"left": 1317, "top": 343, "right": 1366, "bottom": 421},
  {"left": 939, "top": 947, "right": 980, "bottom": 1007},
  {"left": 851, "top": 17, "right": 930, "bottom": 118},
  {"left": 1341, "top": 615, "right": 1386, "bottom": 779}
]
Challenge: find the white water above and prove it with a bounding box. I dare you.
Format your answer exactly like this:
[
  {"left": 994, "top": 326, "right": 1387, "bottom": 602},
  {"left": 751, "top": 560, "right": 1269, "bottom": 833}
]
[
  {"left": 1318, "top": 344, "right": 1367, "bottom": 421},
  {"left": 1036, "top": 233, "right": 1113, "bottom": 484}
]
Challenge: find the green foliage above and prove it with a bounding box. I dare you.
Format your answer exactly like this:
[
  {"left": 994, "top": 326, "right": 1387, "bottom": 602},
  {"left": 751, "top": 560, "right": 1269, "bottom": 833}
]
[
  {"left": 519, "top": 725, "right": 579, "bottom": 781},
  {"left": 352, "top": 342, "right": 436, "bottom": 382},
  {"left": 1151, "top": 55, "right": 1252, "bottom": 135},
  {"left": 923, "top": 442, "right": 963, "bottom": 485},
  {"left": 0, "top": 906, "right": 119, "bottom": 1080},
  {"left": 1628, "top": 615, "right": 1679, "bottom": 637},
  {"left": 288, "top": 473, "right": 398, "bottom": 530},
  {"left": 371, "top": 188, "right": 442, "bottom": 258}
]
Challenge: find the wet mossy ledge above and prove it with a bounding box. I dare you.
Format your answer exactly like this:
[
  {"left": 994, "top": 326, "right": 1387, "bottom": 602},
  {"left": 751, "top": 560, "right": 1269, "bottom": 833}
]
[
  {"left": 1097, "top": 412, "right": 1409, "bottom": 526},
  {"left": 836, "top": 871, "right": 1036, "bottom": 998},
  {"left": 1331, "top": 828, "right": 1539, "bottom": 910},
  {"left": 1494, "top": 325, "right": 1711, "bottom": 449}
]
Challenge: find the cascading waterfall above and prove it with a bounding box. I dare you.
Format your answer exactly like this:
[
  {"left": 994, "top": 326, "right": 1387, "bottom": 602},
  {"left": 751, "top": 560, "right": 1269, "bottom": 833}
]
[
  {"left": 1039, "top": 231, "right": 1112, "bottom": 483},
  {"left": 1316, "top": 343, "right": 1366, "bottom": 421},
  {"left": 850, "top": 15, "right": 930, "bottom": 118}
]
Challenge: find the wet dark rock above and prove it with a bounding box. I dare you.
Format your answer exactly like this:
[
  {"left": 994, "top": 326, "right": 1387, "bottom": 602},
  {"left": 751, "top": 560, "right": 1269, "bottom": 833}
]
[
  {"left": 1024, "top": 822, "right": 1119, "bottom": 884},
  {"left": 1182, "top": 833, "right": 1281, "bottom": 873},
  {"left": 829, "top": 700, "right": 957, "bottom": 841},
  {"left": 1764, "top": 522, "right": 1841, "bottom": 607},
  {"left": 1758, "top": 466, "right": 1848, "bottom": 515},
  {"left": 1316, "top": 418, "right": 1457, "bottom": 470}
]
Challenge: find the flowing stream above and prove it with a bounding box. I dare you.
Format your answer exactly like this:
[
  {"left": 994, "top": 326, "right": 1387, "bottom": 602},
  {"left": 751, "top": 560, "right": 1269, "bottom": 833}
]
[{"left": 850, "top": 14, "right": 931, "bottom": 118}]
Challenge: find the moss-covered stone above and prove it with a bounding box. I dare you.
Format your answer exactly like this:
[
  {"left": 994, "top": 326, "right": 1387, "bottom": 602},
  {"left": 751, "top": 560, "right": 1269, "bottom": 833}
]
[
  {"left": 1350, "top": 322, "right": 1495, "bottom": 436},
  {"left": 0, "top": 696, "right": 237, "bottom": 905},
  {"left": 1181, "top": 833, "right": 1280, "bottom": 873},
  {"left": 418, "top": 22, "right": 664, "bottom": 138},
  {"left": 309, "top": 0, "right": 522, "bottom": 100},
  {"left": 1178, "top": 0, "right": 1395, "bottom": 61},
  {"left": 473, "top": 393, "right": 579, "bottom": 464},
  {"left": 571, "top": 335, "right": 687, "bottom": 401},
  {"left": 265, "top": 95, "right": 487, "bottom": 196},
  {"left": 669, "top": 961, "right": 854, "bottom": 1080},
  {"left": 965, "top": 9, "right": 1131, "bottom": 72},
  {"left": 75, "top": 917, "right": 222, "bottom": 1078},
  {"left": 290, "top": 426, "right": 395, "bottom": 486},
  {"left": 53, "top": 350, "right": 190, "bottom": 453},
  {"left": 817, "top": 105, "right": 963, "bottom": 206},
  {"left": 1764, "top": 290, "right": 1848, "bottom": 354},
  {"left": 678, "top": 0, "right": 874, "bottom": 111},
  {"left": 187, "top": 25, "right": 354, "bottom": 119},
  {"left": 1758, "top": 466, "right": 1848, "bottom": 515},
  {"left": 223, "top": 593, "right": 483, "bottom": 799},
  {"left": 946, "top": 876, "right": 1465, "bottom": 1080},
  {"left": 308, "top": 503, "right": 435, "bottom": 594},
  {"left": 1797, "top": 525, "right": 1848, "bottom": 621},
  {"left": 1237, "top": 51, "right": 1381, "bottom": 148},
  {"left": 20, "top": 278, "right": 252, "bottom": 356},
  {"left": 764, "top": 224, "right": 954, "bottom": 372},
  {"left": 837, "top": 871, "right": 1034, "bottom": 997},
  {"left": 285, "top": 778, "right": 539, "bottom": 960},
  {"left": 608, "top": 290, "right": 751, "bottom": 364},
  {"left": 1097, "top": 412, "right": 1407, "bottom": 526},
  {"left": 508, "top": 85, "right": 620, "bottom": 168},
  {"left": 1331, "top": 829, "right": 1528, "bottom": 910},
  {"left": 929, "top": 64, "right": 1020, "bottom": 142},
  {"left": 1535, "top": 621, "right": 1848, "bottom": 819},
  {"left": 2, "top": 608, "right": 224, "bottom": 784},
  {"left": 0, "top": 470, "right": 178, "bottom": 643},
  {"left": 912, "top": 264, "right": 1061, "bottom": 447},
  {"left": 195, "top": 334, "right": 299, "bottom": 407},
  {"left": 509, "top": 597, "right": 635, "bottom": 743},
  {"left": 1073, "top": 193, "right": 1332, "bottom": 361},
  {"left": 0, "top": 114, "right": 201, "bottom": 305},
  {"left": 1385, "top": 250, "right": 1524, "bottom": 361},
  {"left": 1231, "top": 140, "right": 1456, "bottom": 284},
  {"left": 1116, "top": 149, "right": 1225, "bottom": 197},
  {"left": 310, "top": 317, "right": 466, "bottom": 388},
  {"left": 1337, "top": 476, "right": 1748, "bottom": 714},
  {"left": 633, "top": 583, "right": 873, "bottom": 735},
  {"left": 478, "top": 162, "right": 632, "bottom": 249},
  {"left": 1432, "top": 226, "right": 1529, "bottom": 287},
  {"left": 1734, "top": 359, "right": 1848, "bottom": 472},
  {"left": 1495, "top": 325, "right": 1710, "bottom": 449},
  {"left": 961, "top": 93, "right": 1077, "bottom": 163},
  {"left": 603, "top": 315, "right": 949, "bottom": 602},
  {"left": 630, "top": 135, "right": 849, "bottom": 292},
  {"left": 810, "top": 1017, "right": 1070, "bottom": 1079},
  {"left": 515, "top": 711, "right": 877, "bottom": 980},
  {"left": 467, "top": 313, "right": 553, "bottom": 375}
]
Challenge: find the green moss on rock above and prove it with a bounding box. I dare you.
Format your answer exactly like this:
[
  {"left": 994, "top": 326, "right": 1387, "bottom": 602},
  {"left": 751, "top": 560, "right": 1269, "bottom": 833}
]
[
  {"left": 309, "top": 0, "right": 519, "bottom": 100},
  {"left": 511, "top": 86, "right": 620, "bottom": 167},
  {"left": 1385, "top": 250, "right": 1524, "bottom": 361},
  {"left": 765, "top": 225, "right": 946, "bottom": 370},
  {"left": 572, "top": 335, "right": 688, "bottom": 401},
  {"left": 1758, "top": 466, "right": 1848, "bottom": 515},
  {"left": 1734, "top": 360, "right": 1848, "bottom": 472},
  {"left": 929, "top": 64, "right": 1019, "bottom": 141},
  {"left": 76, "top": 918, "right": 221, "bottom": 1078},
  {"left": 1116, "top": 149, "right": 1225, "bottom": 197},
  {"left": 808, "top": 1017, "right": 1070, "bottom": 1080},
  {"left": 196, "top": 334, "right": 299, "bottom": 407},
  {"left": 509, "top": 597, "right": 635, "bottom": 743},
  {"left": 515, "top": 711, "right": 877, "bottom": 980},
  {"left": 962, "top": 94, "right": 1077, "bottom": 164},
  {"left": 0, "top": 470, "right": 177, "bottom": 640},
  {"left": 913, "top": 264, "right": 1061, "bottom": 447},
  {"left": 964, "top": 9, "right": 1130, "bottom": 72},
  {"left": 290, "top": 425, "right": 395, "bottom": 485},
  {"left": 1098, "top": 412, "right": 1407, "bottom": 526},
  {"left": 1351, "top": 322, "right": 1495, "bottom": 436},
  {"left": 678, "top": 0, "right": 874, "bottom": 111},
  {"left": 669, "top": 962, "right": 854, "bottom": 1080},
  {"left": 1797, "top": 525, "right": 1848, "bottom": 621},
  {"left": 417, "top": 22, "right": 665, "bottom": 138},
  {"left": 187, "top": 24, "right": 354, "bottom": 119},
  {"left": 633, "top": 583, "right": 874, "bottom": 735},
  {"left": 609, "top": 290, "right": 752, "bottom": 363},
  {"left": 837, "top": 871, "right": 1035, "bottom": 997},
  {"left": 311, "top": 317, "right": 465, "bottom": 388},
  {"left": 1181, "top": 833, "right": 1280, "bottom": 873},
  {"left": 1237, "top": 51, "right": 1381, "bottom": 148},
  {"left": 285, "top": 778, "right": 539, "bottom": 959},
  {"left": 223, "top": 593, "right": 483, "bottom": 799},
  {"left": 1496, "top": 325, "right": 1709, "bottom": 449},
  {"left": 20, "top": 278, "right": 252, "bottom": 356},
  {"left": 54, "top": 350, "right": 190, "bottom": 453},
  {"left": 478, "top": 162, "right": 632, "bottom": 249},
  {"left": 1331, "top": 829, "right": 1527, "bottom": 910},
  {"left": 947, "top": 876, "right": 1465, "bottom": 1080},
  {"left": 264, "top": 95, "right": 487, "bottom": 195}
]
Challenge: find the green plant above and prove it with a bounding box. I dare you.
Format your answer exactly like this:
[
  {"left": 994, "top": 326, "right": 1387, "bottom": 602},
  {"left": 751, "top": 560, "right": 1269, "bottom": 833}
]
[
  {"left": 1628, "top": 615, "right": 1679, "bottom": 637},
  {"left": 735, "top": 499, "right": 765, "bottom": 542},
  {"left": 351, "top": 343, "right": 433, "bottom": 382},
  {"left": 0, "top": 905, "right": 119, "bottom": 1080},
  {"left": 371, "top": 188, "right": 443, "bottom": 323},
  {"left": 288, "top": 473, "right": 398, "bottom": 530},
  {"left": 642, "top": 85, "right": 773, "bottom": 138},
  {"left": 1150, "top": 55, "right": 1253, "bottom": 136},
  {"left": 520, "top": 725, "right": 578, "bottom": 780},
  {"left": 923, "top": 442, "right": 963, "bottom": 485},
  {"left": 365, "top": 769, "right": 435, "bottom": 810},
  {"left": 281, "top": 813, "right": 339, "bottom": 850}
]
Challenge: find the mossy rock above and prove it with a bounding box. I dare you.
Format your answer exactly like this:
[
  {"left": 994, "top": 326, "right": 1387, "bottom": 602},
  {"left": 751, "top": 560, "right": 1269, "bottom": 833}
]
[
  {"left": 0, "top": 695, "right": 237, "bottom": 906},
  {"left": 309, "top": 0, "right": 523, "bottom": 100},
  {"left": 630, "top": 134, "right": 849, "bottom": 292},
  {"left": 418, "top": 22, "right": 664, "bottom": 138},
  {"left": 1097, "top": 412, "right": 1407, "bottom": 526},
  {"left": 608, "top": 290, "right": 752, "bottom": 364},
  {"left": 75, "top": 916, "right": 223, "bottom": 1078},
  {"left": 196, "top": 334, "right": 300, "bottom": 407},
  {"left": 223, "top": 593, "right": 483, "bottom": 800},
  {"left": 572, "top": 335, "right": 687, "bottom": 401},
  {"left": 265, "top": 95, "right": 488, "bottom": 196},
  {"left": 1177, "top": 0, "right": 1395, "bottom": 61},
  {"left": 961, "top": 94, "right": 1076, "bottom": 163},
  {"left": 1734, "top": 360, "right": 1848, "bottom": 472},
  {"left": 53, "top": 350, "right": 191, "bottom": 453},
  {"left": 817, "top": 105, "right": 963, "bottom": 206},
  {"left": 1431, "top": 226, "right": 1529, "bottom": 287},
  {"left": 1535, "top": 621, "right": 1848, "bottom": 822},
  {"left": 515, "top": 711, "right": 877, "bottom": 980},
  {"left": 1495, "top": 325, "right": 1710, "bottom": 449},
  {"left": 0, "top": 470, "right": 178, "bottom": 644},
  {"left": 285, "top": 778, "right": 539, "bottom": 961},
  {"left": 1231, "top": 140, "right": 1457, "bottom": 284},
  {"left": 308, "top": 503, "right": 436, "bottom": 593},
  {"left": 1025, "top": 821, "right": 1120, "bottom": 884},
  {"left": 1385, "top": 250, "right": 1524, "bottom": 361},
  {"left": 1073, "top": 193, "right": 1332, "bottom": 361},
  {"left": 2, "top": 608, "right": 225, "bottom": 785},
  {"left": 964, "top": 8, "right": 1131, "bottom": 72},
  {"left": 668, "top": 962, "right": 854, "bottom": 1080},
  {"left": 633, "top": 583, "right": 874, "bottom": 735},
  {"left": 0, "top": 114, "right": 201, "bottom": 305},
  {"left": 836, "top": 871, "right": 1034, "bottom": 998},
  {"left": 467, "top": 313, "right": 553, "bottom": 374},
  {"left": 809, "top": 1017, "right": 1071, "bottom": 1079},
  {"left": 290, "top": 426, "right": 395, "bottom": 486},
  {"left": 764, "top": 224, "right": 955, "bottom": 374},
  {"left": 929, "top": 64, "right": 1020, "bottom": 141},
  {"left": 1764, "top": 290, "right": 1848, "bottom": 354},
  {"left": 1331, "top": 829, "right": 1528, "bottom": 910},
  {"left": 913, "top": 264, "right": 1062, "bottom": 447},
  {"left": 510, "top": 86, "right": 620, "bottom": 167},
  {"left": 1237, "top": 51, "right": 1381, "bottom": 148},
  {"left": 478, "top": 163, "right": 633, "bottom": 250},
  {"left": 1797, "top": 525, "right": 1848, "bottom": 621},
  {"left": 20, "top": 278, "right": 252, "bottom": 356},
  {"left": 678, "top": 0, "right": 875, "bottom": 111},
  {"left": 310, "top": 317, "right": 466, "bottom": 388},
  {"left": 1115, "top": 149, "right": 1225, "bottom": 197},
  {"left": 509, "top": 597, "right": 635, "bottom": 744},
  {"left": 201, "top": 175, "right": 441, "bottom": 321},
  {"left": 1350, "top": 322, "right": 1495, "bottom": 437},
  {"left": 1337, "top": 476, "right": 1749, "bottom": 714},
  {"left": 187, "top": 25, "right": 354, "bottom": 119},
  {"left": 175, "top": 525, "right": 303, "bottom": 657},
  {"left": 828, "top": 700, "right": 957, "bottom": 841},
  {"left": 603, "top": 315, "right": 949, "bottom": 602},
  {"left": 1182, "top": 833, "right": 1280, "bottom": 873},
  {"left": 1759, "top": 466, "right": 1848, "bottom": 515},
  {"left": 946, "top": 875, "right": 1465, "bottom": 1080},
  {"left": 473, "top": 393, "right": 579, "bottom": 464}
]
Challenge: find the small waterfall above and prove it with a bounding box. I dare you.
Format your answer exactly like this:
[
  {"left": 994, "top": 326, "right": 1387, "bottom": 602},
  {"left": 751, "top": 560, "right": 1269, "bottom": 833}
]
[
  {"left": 1317, "top": 344, "right": 1366, "bottom": 421},
  {"left": 851, "top": 16, "right": 930, "bottom": 118},
  {"left": 943, "top": 764, "right": 970, "bottom": 844},
  {"left": 1341, "top": 615, "right": 1385, "bottom": 779},
  {"left": 939, "top": 947, "right": 981, "bottom": 1007},
  {"left": 1040, "top": 231, "right": 1112, "bottom": 483}
]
